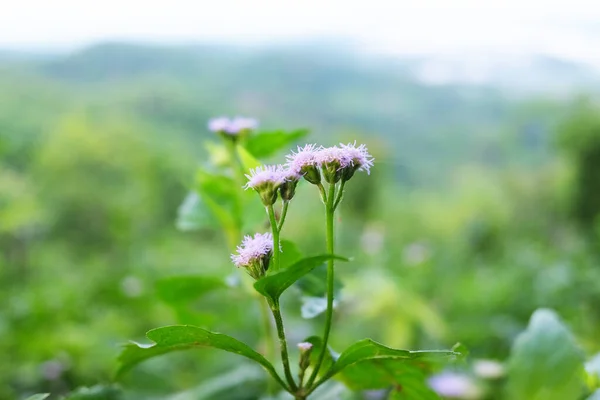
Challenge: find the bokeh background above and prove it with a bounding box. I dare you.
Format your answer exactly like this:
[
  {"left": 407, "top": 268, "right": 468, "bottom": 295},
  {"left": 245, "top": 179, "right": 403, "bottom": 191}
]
[{"left": 2, "top": 1, "right": 600, "bottom": 399}]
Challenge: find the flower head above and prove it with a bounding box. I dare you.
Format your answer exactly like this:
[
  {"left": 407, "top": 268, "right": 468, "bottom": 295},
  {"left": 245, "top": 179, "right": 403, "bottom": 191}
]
[
  {"left": 207, "top": 117, "right": 231, "bottom": 133},
  {"left": 207, "top": 116, "right": 259, "bottom": 139},
  {"left": 315, "top": 146, "right": 351, "bottom": 184},
  {"left": 428, "top": 372, "right": 480, "bottom": 399},
  {"left": 339, "top": 142, "right": 374, "bottom": 175},
  {"left": 245, "top": 165, "right": 286, "bottom": 206},
  {"left": 226, "top": 116, "right": 259, "bottom": 134},
  {"left": 286, "top": 144, "right": 322, "bottom": 185},
  {"left": 297, "top": 342, "right": 313, "bottom": 352},
  {"left": 231, "top": 232, "right": 274, "bottom": 280}
]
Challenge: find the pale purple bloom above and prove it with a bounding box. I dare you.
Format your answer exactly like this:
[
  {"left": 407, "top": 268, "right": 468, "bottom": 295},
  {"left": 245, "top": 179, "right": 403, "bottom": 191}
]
[
  {"left": 207, "top": 117, "right": 231, "bottom": 133},
  {"left": 226, "top": 116, "right": 259, "bottom": 133},
  {"left": 285, "top": 144, "right": 321, "bottom": 175},
  {"left": 244, "top": 165, "right": 286, "bottom": 190},
  {"left": 282, "top": 167, "right": 302, "bottom": 182},
  {"left": 231, "top": 232, "right": 274, "bottom": 268},
  {"left": 207, "top": 116, "right": 259, "bottom": 135},
  {"left": 315, "top": 146, "right": 353, "bottom": 169},
  {"left": 297, "top": 342, "right": 313, "bottom": 351},
  {"left": 339, "top": 142, "right": 374, "bottom": 174},
  {"left": 428, "top": 372, "right": 479, "bottom": 399}
]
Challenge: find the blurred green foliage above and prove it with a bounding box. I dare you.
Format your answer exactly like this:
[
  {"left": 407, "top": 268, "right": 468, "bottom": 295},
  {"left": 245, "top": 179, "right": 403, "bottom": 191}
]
[{"left": 1, "top": 42, "right": 600, "bottom": 399}]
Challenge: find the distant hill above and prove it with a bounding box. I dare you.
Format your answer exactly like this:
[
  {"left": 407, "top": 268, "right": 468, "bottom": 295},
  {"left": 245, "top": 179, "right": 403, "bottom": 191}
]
[{"left": 1, "top": 41, "right": 593, "bottom": 184}]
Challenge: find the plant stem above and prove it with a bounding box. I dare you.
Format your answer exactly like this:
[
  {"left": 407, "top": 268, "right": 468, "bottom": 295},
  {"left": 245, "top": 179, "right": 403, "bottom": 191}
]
[
  {"left": 278, "top": 201, "right": 289, "bottom": 233},
  {"left": 270, "top": 300, "right": 298, "bottom": 392},
  {"left": 259, "top": 299, "right": 278, "bottom": 395},
  {"left": 333, "top": 180, "right": 346, "bottom": 210},
  {"left": 306, "top": 182, "right": 337, "bottom": 388},
  {"left": 267, "top": 205, "right": 281, "bottom": 271},
  {"left": 317, "top": 182, "right": 327, "bottom": 203},
  {"left": 226, "top": 139, "right": 247, "bottom": 182}
]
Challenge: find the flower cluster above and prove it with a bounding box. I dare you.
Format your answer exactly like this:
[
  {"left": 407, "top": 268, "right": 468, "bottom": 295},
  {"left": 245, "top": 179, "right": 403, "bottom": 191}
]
[
  {"left": 243, "top": 142, "right": 374, "bottom": 206},
  {"left": 244, "top": 165, "right": 301, "bottom": 206},
  {"left": 288, "top": 142, "right": 374, "bottom": 184},
  {"left": 208, "top": 116, "right": 258, "bottom": 137},
  {"left": 231, "top": 232, "right": 274, "bottom": 280}
]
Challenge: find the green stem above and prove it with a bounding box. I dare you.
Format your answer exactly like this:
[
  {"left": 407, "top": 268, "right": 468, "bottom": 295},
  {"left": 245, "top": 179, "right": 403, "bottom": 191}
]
[
  {"left": 317, "top": 182, "right": 327, "bottom": 203},
  {"left": 298, "top": 368, "right": 306, "bottom": 390},
  {"left": 333, "top": 180, "right": 346, "bottom": 210},
  {"left": 277, "top": 201, "right": 289, "bottom": 233},
  {"left": 270, "top": 300, "right": 298, "bottom": 392},
  {"left": 267, "top": 205, "right": 281, "bottom": 271},
  {"left": 226, "top": 139, "right": 246, "bottom": 182},
  {"left": 259, "top": 299, "right": 278, "bottom": 395},
  {"left": 307, "top": 183, "right": 337, "bottom": 388}
]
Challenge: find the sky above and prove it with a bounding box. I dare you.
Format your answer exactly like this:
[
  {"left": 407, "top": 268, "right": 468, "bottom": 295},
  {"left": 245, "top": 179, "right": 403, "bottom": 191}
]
[{"left": 1, "top": 0, "right": 599, "bottom": 66}]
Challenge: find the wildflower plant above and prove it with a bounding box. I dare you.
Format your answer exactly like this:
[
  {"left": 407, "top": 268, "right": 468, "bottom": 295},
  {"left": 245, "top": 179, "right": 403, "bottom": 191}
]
[{"left": 116, "top": 117, "right": 462, "bottom": 399}]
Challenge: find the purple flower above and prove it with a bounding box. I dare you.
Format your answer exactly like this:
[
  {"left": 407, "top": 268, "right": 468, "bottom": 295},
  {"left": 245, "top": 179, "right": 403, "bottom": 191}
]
[
  {"left": 226, "top": 116, "right": 259, "bottom": 134},
  {"left": 207, "top": 116, "right": 259, "bottom": 135},
  {"left": 231, "top": 233, "right": 274, "bottom": 280},
  {"left": 244, "top": 165, "right": 286, "bottom": 191},
  {"left": 207, "top": 117, "right": 231, "bottom": 133},
  {"left": 297, "top": 342, "right": 313, "bottom": 351},
  {"left": 339, "top": 142, "right": 374, "bottom": 175},
  {"left": 316, "top": 143, "right": 374, "bottom": 183},
  {"left": 244, "top": 165, "right": 286, "bottom": 206},
  {"left": 315, "top": 146, "right": 352, "bottom": 169},
  {"left": 285, "top": 144, "right": 322, "bottom": 185},
  {"left": 315, "top": 146, "right": 352, "bottom": 184},
  {"left": 286, "top": 144, "right": 320, "bottom": 175},
  {"left": 428, "top": 372, "right": 479, "bottom": 399}
]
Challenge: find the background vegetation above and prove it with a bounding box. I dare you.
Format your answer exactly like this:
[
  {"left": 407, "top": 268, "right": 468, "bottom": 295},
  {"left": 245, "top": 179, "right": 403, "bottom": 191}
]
[{"left": 2, "top": 42, "right": 600, "bottom": 399}]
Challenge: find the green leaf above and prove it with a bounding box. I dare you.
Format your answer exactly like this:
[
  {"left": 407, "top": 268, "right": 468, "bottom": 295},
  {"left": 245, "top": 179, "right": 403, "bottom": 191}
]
[
  {"left": 176, "top": 191, "right": 217, "bottom": 231},
  {"left": 116, "top": 325, "right": 286, "bottom": 389},
  {"left": 155, "top": 275, "right": 226, "bottom": 305},
  {"left": 280, "top": 239, "right": 302, "bottom": 269},
  {"left": 192, "top": 169, "right": 242, "bottom": 249},
  {"left": 340, "top": 359, "right": 440, "bottom": 394},
  {"left": 166, "top": 364, "right": 264, "bottom": 400},
  {"left": 296, "top": 263, "right": 339, "bottom": 296},
  {"left": 236, "top": 145, "right": 262, "bottom": 171},
  {"left": 387, "top": 376, "right": 441, "bottom": 400},
  {"left": 63, "top": 385, "right": 122, "bottom": 399},
  {"left": 325, "top": 340, "right": 456, "bottom": 394},
  {"left": 507, "top": 308, "right": 585, "bottom": 400},
  {"left": 325, "top": 339, "right": 459, "bottom": 380},
  {"left": 586, "top": 353, "right": 600, "bottom": 389},
  {"left": 451, "top": 342, "right": 469, "bottom": 362},
  {"left": 25, "top": 395, "right": 50, "bottom": 400},
  {"left": 195, "top": 169, "right": 238, "bottom": 201},
  {"left": 245, "top": 129, "right": 309, "bottom": 158},
  {"left": 253, "top": 255, "right": 347, "bottom": 303}
]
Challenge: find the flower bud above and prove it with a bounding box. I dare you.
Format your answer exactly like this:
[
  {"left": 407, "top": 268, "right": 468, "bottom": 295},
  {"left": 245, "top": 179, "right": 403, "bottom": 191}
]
[
  {"left": 297, "top": 342, "right": 313, "bottom": 371},
  {"left": 279, "top": 180, "right": 298, "bottom": 202},
  {"left": 302, "top": 165, "right": 322, "bottom": 185},
  {"left": 279, "top": 169, "right": 302, "bottom": 201}
]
